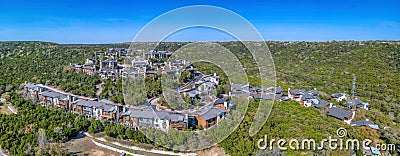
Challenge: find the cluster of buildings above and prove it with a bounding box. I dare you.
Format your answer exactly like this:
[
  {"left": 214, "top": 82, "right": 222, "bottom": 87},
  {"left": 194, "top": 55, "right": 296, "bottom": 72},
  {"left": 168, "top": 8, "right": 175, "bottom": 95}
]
[
  {"left": 22, "top": 80, "right": 235, "bottom": 131},
  {"left": 70, "top": 58, "right": 127, "bottom": 81},
  {"left": 58, "top": 48, "right": 235, "bottom": 131},
  {"left": 178, "top": 72, "right": 221, "bottom": 104},
  {"left": 229, "top": 84, "right": 332, "bottom": 108},
  {"left": 31, "top": 47, "right": 381, "bottom": 136},
  {"left": 120, "top": 104, "right": 229, "bottom": 131},
  {"left": 144, "top": 50, "right": 172, "bottom": 59},
  {"left": 95, "top": 48, "right": 131, "bottom": 58},
  {"left": 70, "top": 48, "right": 193, "bottom": 81},
  {"left": 131, "top": 58, "right": 190, "bottom": 76},
  {"left": 228, "top": 84, "right": 377, "bottom": 129}
]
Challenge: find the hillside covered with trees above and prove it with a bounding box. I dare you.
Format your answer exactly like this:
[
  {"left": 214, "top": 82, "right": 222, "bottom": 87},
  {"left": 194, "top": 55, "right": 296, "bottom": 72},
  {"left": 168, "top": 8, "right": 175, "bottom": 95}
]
[{"left": 0, "top": 41, "right": 399, "bottom": 155}]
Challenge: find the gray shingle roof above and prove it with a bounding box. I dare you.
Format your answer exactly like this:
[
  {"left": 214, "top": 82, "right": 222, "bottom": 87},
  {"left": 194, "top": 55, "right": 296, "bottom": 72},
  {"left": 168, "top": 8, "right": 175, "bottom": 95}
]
[
  {"left": 154, "top": 111, "right": 185, "bottom": 122},
  {"left": 289, "top": 89, "right": 304, "bottom": 95},
  {"left": 99, "top": 99, "right": 114, "bottom": 105},
  {"left": 251, "top": 87, "right": 262, "bottom": 92},
  {"left": 200, "top": 107, "right": 227, "bottom": 121},
  {"left": 101, "top": 60, "right": 117, "bottom": 63},
  {"left": 70, "top": 63, "right": 82, "bottom": 68},
  {"left": 214, "top": 98, "right": 228, "bottom": 105},
  {"left": 231, "top": 93, "right": 251, "bottom": 97},
  {"left": 280, "top": 96, "right": 291, "bottom": 101},
  {"left": 24, "top": 82, "right": 37, "bottom": 90},
  {"left": 327, "top": 107, "right": 353, "bottom": 120},
  {"left": 121, "top": 111, "right": 132, "bottom": 116},
  {"left": 165, "top": 69, "right": 181, "bottom": 74},
  {"left": 40, "top": 90, "right": 67, "bottom": 100},
  {"left": 103, "top": 104, "right": 116, "bottom": 112},
  {"left": 145, "top": 70, "right": 156, "bottom": 74},
  {"left": 82, "top": 66, "right": 95, "bottom": 70},
  {"left": 76, "top": 100, "right": 104, "bottom": 108},
  {"left": 331, "top": 93, "right": 344, "bottom": 98},
  {"left": 154, "top": 111, "right": 169, "bottom": 119},
  {"left": 166, "top": 113, "right": 185, "bottom": 122},
  {"left": 231, "top": 84, "right": 249, "bottom": 90},
  {"left": 351, "top": 120, "right": 374, "bottom": 126},
  {"left": 307, "top": 90, "right": 319, "bottom": 96},
  {"left": 252, "top": 94, "right": 279, "bottom": 100},
  {"left": 275, "top": 87, "right": 283, "bottom": 94},
  {"left": 100, "top": 69, "right": 118, "bottom": 73},
  {"left": 301, "top": 94, "right": 315, "bottom": 101},
  {"left": 289, "top": 89, "right": 319, "bottom": 96},
  {"left": 312, "top": 99, "right": 330, "bottom": 108},
  {"left": 347, "top": 99, "right": 365, "bottom": 107},
  {"left": 128, "top": 107, "right": 159, "bottom": 119}
]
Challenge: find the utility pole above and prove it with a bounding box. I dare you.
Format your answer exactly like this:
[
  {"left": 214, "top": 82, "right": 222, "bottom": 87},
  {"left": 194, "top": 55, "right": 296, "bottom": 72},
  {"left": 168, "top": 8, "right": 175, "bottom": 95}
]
[{"left": 351, "top": 74, "right": 356, "bottom": 99}]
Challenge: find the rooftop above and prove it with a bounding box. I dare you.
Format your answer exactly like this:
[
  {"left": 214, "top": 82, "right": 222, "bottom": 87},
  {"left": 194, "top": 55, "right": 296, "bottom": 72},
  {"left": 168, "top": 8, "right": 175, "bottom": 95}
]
[
  {"left": 327, "top": 107, "right": 353, "bottom": 120},
  {"left": 40, "top": 90, "right": 67, "bottom": 100},
  {"left": 76, "top": 100, "right": 104, "bottom": 108},
  {"left": 199, "top": 107, "right": 227, "bottom": 121}
]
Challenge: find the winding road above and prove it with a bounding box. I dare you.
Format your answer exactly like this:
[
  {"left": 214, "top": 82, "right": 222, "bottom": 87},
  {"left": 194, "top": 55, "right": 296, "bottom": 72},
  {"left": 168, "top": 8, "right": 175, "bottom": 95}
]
[
  {"left": 84, "top": 132, "right": 197, "bottom": 156},
  {"left": 7, "top": 106, "right": 17, "bottom": 114}
]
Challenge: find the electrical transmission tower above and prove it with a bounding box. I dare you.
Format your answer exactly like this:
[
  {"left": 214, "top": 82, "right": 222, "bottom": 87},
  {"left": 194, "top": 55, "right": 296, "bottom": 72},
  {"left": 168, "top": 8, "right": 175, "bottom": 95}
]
[{"left": 351, "top": 74, "right": 356, "bottom": 99}]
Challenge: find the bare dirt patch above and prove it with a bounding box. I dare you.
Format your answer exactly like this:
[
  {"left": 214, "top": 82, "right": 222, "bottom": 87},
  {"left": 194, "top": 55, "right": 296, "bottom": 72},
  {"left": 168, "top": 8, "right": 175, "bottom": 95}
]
[
  {"left": 0, "top": 102, "right": 12, "bottom": 115},
  {"left": 64, "top": 134, "right": 120, "bottom": 156},
  {"left": 196, "top": 145, "right": 229, "bottom": 156}
]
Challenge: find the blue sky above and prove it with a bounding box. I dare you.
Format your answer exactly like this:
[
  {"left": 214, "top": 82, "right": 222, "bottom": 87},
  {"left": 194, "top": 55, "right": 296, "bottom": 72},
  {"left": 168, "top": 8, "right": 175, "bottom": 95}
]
[{"left": 0, "top": 0, "right": 399, "bottom": 43}]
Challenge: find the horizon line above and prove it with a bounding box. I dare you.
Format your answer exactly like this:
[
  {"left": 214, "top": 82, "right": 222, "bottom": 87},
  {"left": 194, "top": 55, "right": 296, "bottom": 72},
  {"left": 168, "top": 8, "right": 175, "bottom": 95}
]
[{"left": 1, "top": 40, "right": 400, "bottom": 45}]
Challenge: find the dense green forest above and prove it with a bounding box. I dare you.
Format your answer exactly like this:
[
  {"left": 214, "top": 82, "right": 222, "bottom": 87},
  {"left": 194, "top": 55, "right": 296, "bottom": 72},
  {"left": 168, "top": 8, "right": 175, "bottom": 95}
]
[
  {"left": 100, "top": 79, "right": 125, "bottom": 104},
  {"left": 0, "top": 42, "right": 101, "bottom": 97},
  {"left": 0, "top": 93, "right": 91, "bottom": 155},
  {"left": 0, "top": 41, "right": 399, "bottom": 155}
]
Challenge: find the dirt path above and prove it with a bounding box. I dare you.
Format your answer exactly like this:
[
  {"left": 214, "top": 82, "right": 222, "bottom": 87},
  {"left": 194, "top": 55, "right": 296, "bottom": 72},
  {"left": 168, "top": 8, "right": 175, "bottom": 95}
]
[
  {"left": 196, "top": 145, "right": 229, "bottom": 156},
  {"left": 96, "top": 82, "right": 105, "bottom": 97}
]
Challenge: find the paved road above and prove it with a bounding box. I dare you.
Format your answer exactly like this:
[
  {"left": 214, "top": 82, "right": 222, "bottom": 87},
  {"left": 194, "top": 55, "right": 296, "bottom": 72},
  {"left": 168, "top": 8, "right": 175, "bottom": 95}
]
[
  {"left": 7, "top": 106, "right": 17, "bottom": 114},
  {"left": 91, "top": 140, "right": 144, "bottom": 156},
  {"left": 84, "top": 132, "right": 197, "bottom": 156}
]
